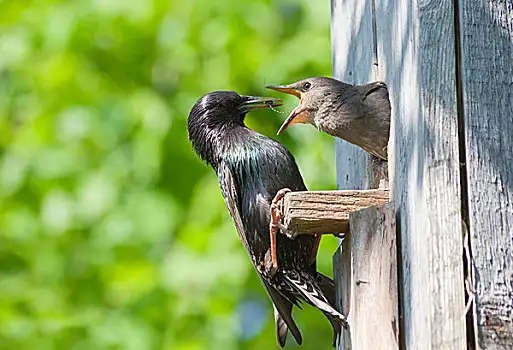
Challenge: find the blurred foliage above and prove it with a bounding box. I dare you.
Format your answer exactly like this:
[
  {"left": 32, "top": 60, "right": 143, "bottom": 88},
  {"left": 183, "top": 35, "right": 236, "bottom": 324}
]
[{"left": 0, "top": 0, "right": 338, "bottom": 349}]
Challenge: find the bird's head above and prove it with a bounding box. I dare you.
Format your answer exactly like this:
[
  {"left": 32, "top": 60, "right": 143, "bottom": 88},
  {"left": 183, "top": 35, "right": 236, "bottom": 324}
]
[
  {"left": 188, "top": 91, "right": 282, "bottom": 164},
  {"left": 189, "top": 91, "right": 283, "bottom": 126},
  {"left": 266, "top": 77, "right": 338, "bottom": 134}
]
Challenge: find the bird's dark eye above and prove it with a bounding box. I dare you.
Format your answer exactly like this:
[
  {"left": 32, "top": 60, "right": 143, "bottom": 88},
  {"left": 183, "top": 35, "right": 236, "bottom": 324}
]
[{"left": 302, "top": 82, "right": 311, "bottom": 90}]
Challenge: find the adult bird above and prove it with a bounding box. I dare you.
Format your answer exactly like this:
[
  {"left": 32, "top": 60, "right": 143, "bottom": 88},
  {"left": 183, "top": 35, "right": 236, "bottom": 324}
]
[
  {"left": 188, "top": 91, "right": 347, "bottom": 347},
  {"left": 267, "top": 76, "right": 391, "bottom": 161}
]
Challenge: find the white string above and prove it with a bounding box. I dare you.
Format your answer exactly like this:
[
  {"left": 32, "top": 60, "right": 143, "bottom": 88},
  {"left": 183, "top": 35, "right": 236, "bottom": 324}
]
[{"left": 267, "top": 102, "right": 287, "bottom": 114}]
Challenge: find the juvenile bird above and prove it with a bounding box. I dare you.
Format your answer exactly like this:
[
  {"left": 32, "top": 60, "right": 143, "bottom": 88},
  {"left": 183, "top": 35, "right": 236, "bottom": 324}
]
[
  {"left": 267, "top": 76, "right": 391, "bottom": 160},
  {"left": 188, "top": 91, "right": 347, "bottom": 347}
]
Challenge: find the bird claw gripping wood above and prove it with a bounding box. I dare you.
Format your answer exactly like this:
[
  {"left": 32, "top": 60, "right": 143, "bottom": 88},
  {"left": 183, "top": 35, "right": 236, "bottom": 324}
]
[
  {"left": 272, "top": 188, "right": 297, "bottom": 239},
  {"left": 269, "top": 188, "right": 293, "bottom": 276}
]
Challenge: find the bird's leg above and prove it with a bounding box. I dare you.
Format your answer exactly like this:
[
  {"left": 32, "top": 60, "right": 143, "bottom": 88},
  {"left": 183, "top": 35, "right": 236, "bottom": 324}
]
[
  {"left": 268, "top": 219, "right": 279, "bottom": 277},
  {"left": 268, "top": 188, "right": 292, "bottom": 276},
  {"left": 309, "top": 234, "right": 321, "bottom": 266}
]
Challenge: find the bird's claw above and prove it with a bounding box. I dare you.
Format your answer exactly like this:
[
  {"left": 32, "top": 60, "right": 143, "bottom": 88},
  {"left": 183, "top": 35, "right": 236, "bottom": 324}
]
[
  {"left": 271, "top": 188, "right": 291, "bottom": 222},
  {"left": 272, "top": 188, "right": 292, "bottom": 208},
  {"left": 271, "top": 219, "right": 295, "bottom": 236},
  {"left": 282, "top": 228, "right": 298, "bottom": 240},
  {"left": 271, "top": 188, "right": 296, "bottom": 238}
]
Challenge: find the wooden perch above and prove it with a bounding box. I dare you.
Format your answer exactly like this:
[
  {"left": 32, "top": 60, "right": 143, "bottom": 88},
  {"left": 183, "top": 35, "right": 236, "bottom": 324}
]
[{"left": 281, "top": 189, "right": 390, "bottom": 235}]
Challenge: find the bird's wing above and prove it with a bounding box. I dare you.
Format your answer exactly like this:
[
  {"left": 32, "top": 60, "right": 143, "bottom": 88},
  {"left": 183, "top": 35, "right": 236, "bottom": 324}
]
[
  {"left": 217, "top": 161, "right": 302, "bottom": 346},
  {"left": 359, "top": 81, "right": 388, "bottom": 101},
  {"left": 217, "top": 161, "right": 250, "bottom": 253},
  {"left": 357, "top": 82, "right": 391, "bottom": 160}
]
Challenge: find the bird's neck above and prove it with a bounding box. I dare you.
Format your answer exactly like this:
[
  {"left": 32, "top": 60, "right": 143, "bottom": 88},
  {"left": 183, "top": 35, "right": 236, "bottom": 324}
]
[
  {"left": 216, "top": 125, "right": 263, "bottom": 162},
  {"left": 191, "top": 118, "right": 254, "bottom": 167}
]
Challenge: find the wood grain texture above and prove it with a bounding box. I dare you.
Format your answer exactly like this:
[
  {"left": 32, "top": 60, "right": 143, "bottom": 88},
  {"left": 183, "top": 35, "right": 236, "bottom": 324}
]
[
  {"left": 374, "top": 0, "right": 467, "bottom": 348},
  {"left": 334, "top": 202, "right": 399, "bottom": 350},
  {"left": 458, "top": 0, "right": 513, "bottom": 347},
  {"left": 282, "top": 190, "right": 390, "bottom": 235},
  {"left": 331, "top": 0, "right": 387, "bottom": 190}
]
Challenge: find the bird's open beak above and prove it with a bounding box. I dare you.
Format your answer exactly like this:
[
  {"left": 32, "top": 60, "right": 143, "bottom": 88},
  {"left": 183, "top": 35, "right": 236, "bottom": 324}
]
[
  {"left": 275, "top": 108, "right": 308, "bottom": 134},
  {"left": 265, "top": 85, "right": 301, "bottom": 99},
  {"left": 266, "top": 85, "right": 309, "bottom": 135},
  {"left": 240, "top": 96, "right": 283, "bottom": 111}
]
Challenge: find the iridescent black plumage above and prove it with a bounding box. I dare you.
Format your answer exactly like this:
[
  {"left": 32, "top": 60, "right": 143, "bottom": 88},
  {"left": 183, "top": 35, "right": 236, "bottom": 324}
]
[{"left": 188, "top": 91, "right": 347, "bottom": 347}]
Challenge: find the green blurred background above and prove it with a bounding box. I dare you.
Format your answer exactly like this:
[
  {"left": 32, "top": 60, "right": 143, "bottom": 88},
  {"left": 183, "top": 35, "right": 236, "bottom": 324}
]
[{"left": 0, "top": 0, "right": 338, "bottom": 349}]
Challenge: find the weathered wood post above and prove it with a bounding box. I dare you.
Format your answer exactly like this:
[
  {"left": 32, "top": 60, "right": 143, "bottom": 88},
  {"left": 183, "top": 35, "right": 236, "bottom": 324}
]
[
  {"left": 458, "top": 1, "right": 513, "bottom": 347},
  {"left": 331, "top": 0, "right": 513, "bottom": 348}
]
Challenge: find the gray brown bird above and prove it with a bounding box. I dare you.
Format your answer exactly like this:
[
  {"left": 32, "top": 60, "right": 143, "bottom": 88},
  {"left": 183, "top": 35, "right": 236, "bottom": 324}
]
[
  {"left": 267, "top": 76, "right": 391, "bottom": 161},
  {"left": 188, "top": 91, "right": 347, "bottom": 347}
]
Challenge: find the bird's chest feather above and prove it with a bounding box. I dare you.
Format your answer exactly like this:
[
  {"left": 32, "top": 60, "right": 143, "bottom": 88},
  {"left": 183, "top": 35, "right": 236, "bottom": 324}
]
[{"left": 222, "top": 149, "right": 311, "bottom": 266}]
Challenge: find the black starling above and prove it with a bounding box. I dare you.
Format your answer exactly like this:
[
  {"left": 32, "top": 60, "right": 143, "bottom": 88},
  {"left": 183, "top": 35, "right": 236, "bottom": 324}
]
[
  {"left": 187, "top": 91, "right": 347, "bottom": 347},
  {"left": 267, "top": 76, "right": 391, "bottom": 161}
]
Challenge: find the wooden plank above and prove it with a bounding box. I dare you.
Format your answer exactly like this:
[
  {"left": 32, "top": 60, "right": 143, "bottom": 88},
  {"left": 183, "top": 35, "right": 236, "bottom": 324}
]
[
  {"left": 281, "top": 190, "right": 390, "bottom": 235},
  {"left": 334, "top": 202, "right": 399, "bottom": 350},
  {"left": 374, "top": 0, "right": 467, "bottom": 348},
  {"left": 331, "top": 0, "right": 387, "bottom": 190},
  {"left": 458, "top": 0, "right": 513, "bottom": 347}
]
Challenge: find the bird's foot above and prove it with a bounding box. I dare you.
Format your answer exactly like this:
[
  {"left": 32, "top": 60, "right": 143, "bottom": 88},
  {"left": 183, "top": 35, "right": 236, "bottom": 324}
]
[
  {"left": 271, "top": 188, "right": 297, "bottom": 239},
  {"left": 272, "top": 188, "right": 291, "bottom": 207},
  {"left": 282, "top": 228, "right": 298, "bottom": 240}
]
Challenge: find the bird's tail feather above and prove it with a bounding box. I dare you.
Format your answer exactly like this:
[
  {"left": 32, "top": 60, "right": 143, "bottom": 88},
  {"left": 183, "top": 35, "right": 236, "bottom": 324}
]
[
  {"left": 326, "top": 313, "right": 343, "bottom": 348},
  {"left": 283, "top": 270, "right": 347, "bottom": 347},
  {"left": 273, "top": 306, "right": 290, "bottom": 348},
  {"left": 315, "top": 272, "right": 336, "bottom": 304},
  {"left": 260, "top": 275, "right": 302, "bottom": 347}
]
